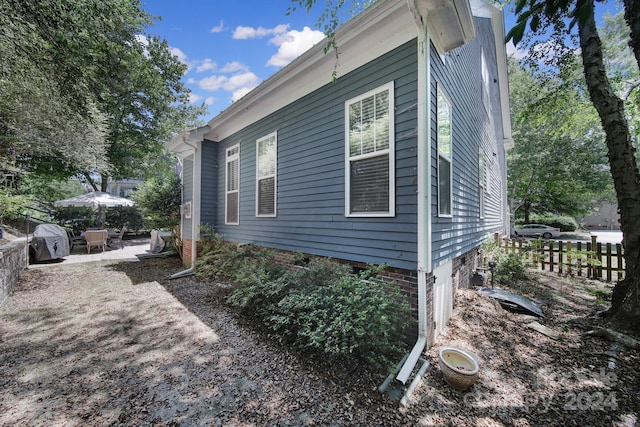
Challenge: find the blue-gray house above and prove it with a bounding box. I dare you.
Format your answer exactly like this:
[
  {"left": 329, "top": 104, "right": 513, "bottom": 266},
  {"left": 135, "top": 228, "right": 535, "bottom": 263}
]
[{"left": 168, "top": 0, "right": 512, "bottom": 383}]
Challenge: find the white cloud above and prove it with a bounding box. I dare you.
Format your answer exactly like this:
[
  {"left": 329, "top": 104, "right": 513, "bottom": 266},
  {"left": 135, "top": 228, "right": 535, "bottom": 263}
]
[
  {"left": 211, "top": 20, "right": 225, "bottom": 33},
  {"left": 221, "top": 61, "right": 249, "bottom": 73},
  {"left": 195, "top": 71, "right": 259, "bottom": 92},
  {"left": 197, "top": 75, "right": 229, "bottom": 91},
  {"left": 171, "top": 47, "right": 190, "bottom": 67},
  {"left": 205, "top": 96, "right": 216, "bottom": 106},
  {"left": 136, "top": 34, "right": 148, "bottom": 46},
  {"left": 267, "top": 26, "right": 325, "bottom": 67},
  {"left": 189, "top": 93, "right": 202, "bottom": 104},
  {"left": 233, "top": 24, "right": 290, "bottom": 40},
  {"left": 196, "top": 58, "right": 218, "bottom": 73},
  {"left": 231, "top": 87, "right": 254, "bottom": 102},
  {"left": 506, "top": 40, "right": 526, "bottom": 60},
  {"left": 226, "top": 72, "right": 259, "bottom": 90}
]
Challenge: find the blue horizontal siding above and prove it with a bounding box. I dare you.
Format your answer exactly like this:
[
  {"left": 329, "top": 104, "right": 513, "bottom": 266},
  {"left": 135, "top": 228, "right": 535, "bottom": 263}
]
[
  {"left": 430, "top": 16, "right": 507, "bottom": 267},
  {"left": 212, "top": 40, "right": 419, "bottom": 270}
]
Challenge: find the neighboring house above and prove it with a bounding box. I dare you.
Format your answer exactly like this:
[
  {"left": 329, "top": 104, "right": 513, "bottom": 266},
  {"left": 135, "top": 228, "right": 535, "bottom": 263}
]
[
  {"left": 168, "top": 0, "right": 512, "bottom": 383},
  {"left": 105, "top": 178, "right": 141, "bottom": 198},
  {"left": 580, "top": 202, "right": 621, "bottom": 230}
]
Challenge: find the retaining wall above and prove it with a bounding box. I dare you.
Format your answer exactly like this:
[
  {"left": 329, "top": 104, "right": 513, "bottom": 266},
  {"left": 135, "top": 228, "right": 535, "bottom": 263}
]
[{"left": 0, "top": 239, "right": 27, "bottom": 307}]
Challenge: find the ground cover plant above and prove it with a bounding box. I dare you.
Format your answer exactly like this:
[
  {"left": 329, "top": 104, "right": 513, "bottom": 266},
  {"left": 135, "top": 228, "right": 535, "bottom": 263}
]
[{"left": 196, "top": 233, "right": 414, "bottom": 371}]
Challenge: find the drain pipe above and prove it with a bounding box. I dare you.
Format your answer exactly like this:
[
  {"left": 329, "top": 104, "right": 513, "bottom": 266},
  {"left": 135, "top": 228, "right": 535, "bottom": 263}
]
[
  {"left": 395, "top": 7, "right": 432, "bottom": 385},
  {"left": 170, "top": 133, "right": 199, "bottom": 280}
]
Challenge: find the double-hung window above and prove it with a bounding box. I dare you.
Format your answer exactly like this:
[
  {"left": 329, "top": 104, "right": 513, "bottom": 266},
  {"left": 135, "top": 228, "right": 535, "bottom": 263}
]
[
  {"left": 345, "top": 81, "right": 395, "bottom": 217},
  {"left": 437, "top": 84, "right": 453, "bottom": 217},
  {"left": 481, "top": 48, "right": 491, "bottom": 115},
  {"left": 225, "top": 144, "right": 240, "bottom": 225},
  {"left": 256, "top": 132, "right": 277, "bottom": 217}
]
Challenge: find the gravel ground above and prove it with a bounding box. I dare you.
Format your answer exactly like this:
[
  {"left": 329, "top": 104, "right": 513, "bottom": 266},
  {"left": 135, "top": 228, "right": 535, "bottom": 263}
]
[{"left": 1, "top": 255, "right": 638, "bottom": 426}]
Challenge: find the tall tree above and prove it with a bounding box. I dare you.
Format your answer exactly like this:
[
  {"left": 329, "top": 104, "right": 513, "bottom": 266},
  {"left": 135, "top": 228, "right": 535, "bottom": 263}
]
[
  {"left": 0, "top": 0, "right": 205, "bottom": 191},
  {"left": 508, "top": 57, "right": 613, "bottom": 223},
  {"left": 508, "top": 0, "right": 640, "bottom": 333}
]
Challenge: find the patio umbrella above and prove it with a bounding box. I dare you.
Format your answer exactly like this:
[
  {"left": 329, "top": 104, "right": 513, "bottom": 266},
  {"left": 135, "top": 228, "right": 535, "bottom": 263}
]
[{"left": 53, "top": 191, "right": 135, "bottom": 208}]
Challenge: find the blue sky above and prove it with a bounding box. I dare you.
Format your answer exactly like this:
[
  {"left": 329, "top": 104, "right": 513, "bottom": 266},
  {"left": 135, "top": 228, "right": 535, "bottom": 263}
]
[
  {"left": 142, "top": 1, "right": 623, "bottom": 120},
  {"left": 142, "top": 1, "right": 328, "bottom": 118}
]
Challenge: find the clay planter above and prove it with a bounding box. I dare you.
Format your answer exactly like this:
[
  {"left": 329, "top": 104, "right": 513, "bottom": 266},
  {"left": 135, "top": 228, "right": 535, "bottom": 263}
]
[{"left": 438, "top": 347, "right": 479, "bottom": 391}]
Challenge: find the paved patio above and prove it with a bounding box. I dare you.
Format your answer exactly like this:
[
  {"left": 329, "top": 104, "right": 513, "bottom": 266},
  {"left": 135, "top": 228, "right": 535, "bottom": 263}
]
[{"left": 28, "top": 237, "right": 161, "bottom": 267}]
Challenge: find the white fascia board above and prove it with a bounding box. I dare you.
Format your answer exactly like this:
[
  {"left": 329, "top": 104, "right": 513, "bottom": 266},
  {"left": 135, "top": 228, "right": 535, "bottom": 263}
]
[{"left": 207, "top": 0, "right": 416, "bottom": 141}]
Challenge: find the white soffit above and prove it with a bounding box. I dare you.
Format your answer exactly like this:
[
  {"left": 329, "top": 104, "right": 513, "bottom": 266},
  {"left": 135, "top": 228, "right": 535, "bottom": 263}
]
[{"left": 419, "top": 0, "right": 476, "bottom": 53}]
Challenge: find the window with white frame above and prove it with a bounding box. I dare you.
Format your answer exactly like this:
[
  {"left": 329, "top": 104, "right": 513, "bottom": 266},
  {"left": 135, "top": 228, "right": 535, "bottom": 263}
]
[
  {"left": 479, "top": 148, "right": 485, "bottom": 218},
  {"left": 437, "top": 84, "right": 452, "bottom": 217},
  {"left": 256, "top": 132, "right": 277, "bottom": 217},
  {"left": 481, "top": 48, "right": 491, "bottom": 115},
  {"left": 345, "top": 82, "right": 395, "bottom": 216},
  {"left": 225, "top": 144, "right": 240, "bottom": 225}
]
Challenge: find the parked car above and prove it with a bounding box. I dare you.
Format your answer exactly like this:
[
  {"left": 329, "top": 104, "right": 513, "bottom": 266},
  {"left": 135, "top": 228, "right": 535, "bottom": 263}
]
[{"left": 513, "top": 224, "right": 561, "bottom": 239}]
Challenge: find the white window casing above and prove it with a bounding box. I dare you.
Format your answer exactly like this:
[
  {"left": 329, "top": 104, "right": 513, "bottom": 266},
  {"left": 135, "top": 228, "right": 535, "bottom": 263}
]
[
  {"left": 437, "top": 84, "right": 453, "bottom": 217},
  {"left": 225, "top": 144, "right": 240, "bottom": 225},
  {"left": 344, "top": 81, "right": 395, "bottom": 217},
  {"left": 256, "top": 132, "right": 277, "bottom": 217}
]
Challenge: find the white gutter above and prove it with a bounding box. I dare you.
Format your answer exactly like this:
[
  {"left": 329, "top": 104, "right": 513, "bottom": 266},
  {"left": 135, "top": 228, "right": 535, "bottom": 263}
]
[
  {"left": 169, "top": 135, "right": 200, "bottom": 280},
  {"left": 396, "top": 1, "right": 432, "bottom": 385}
]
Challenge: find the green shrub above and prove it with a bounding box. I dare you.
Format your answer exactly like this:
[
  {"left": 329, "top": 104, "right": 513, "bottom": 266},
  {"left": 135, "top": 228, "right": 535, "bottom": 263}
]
[
  {"left": 52, "top": 206, "right": 96, "bottom": 232},
  {"left": 227, "top": 259, "right": 413, "bottom": 369},
  {"left": 105, "top": 206, "right": 144, "bottom": 231},
  {"left": 517, "top": 214, "right": 579, "bottom": 231},
  {"left": 482, "top": 239, "right": 530, "bottom": 285}
]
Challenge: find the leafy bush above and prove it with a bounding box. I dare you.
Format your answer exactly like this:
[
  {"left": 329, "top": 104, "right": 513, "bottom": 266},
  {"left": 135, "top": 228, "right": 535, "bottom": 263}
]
[
  {"left": 518, "top": 214, "right": 579, "bottom": 231},
  {"left": 52, "top": 206, "right": 96, "bottom": 232},
  {"left": 195, "top": 232, "right": 285, "bottom": 283},
  {"left": 482, "top": 239, "right": 530, "bottom": 285},
  {"left": 52, "top": 205, "right": 144, "bottom": 232},
  {"left": 104, "top": 206, "right": 144, "bottom": 231},
  {"left": 132, "top": 173, "right": 181, "bottom": 230},
  {"left": 226, "top": 259, "right": 413, "bottom": 369}
]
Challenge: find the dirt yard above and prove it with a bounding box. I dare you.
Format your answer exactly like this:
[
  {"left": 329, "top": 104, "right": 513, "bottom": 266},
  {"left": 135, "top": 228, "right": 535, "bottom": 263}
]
[{"left": 0, "top": 256, "right": 638, "bottom": 426}]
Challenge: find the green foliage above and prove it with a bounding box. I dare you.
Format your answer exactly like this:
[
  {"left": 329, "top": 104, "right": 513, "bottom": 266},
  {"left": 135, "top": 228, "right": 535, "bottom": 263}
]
[
  {"left": 51, "top": 205, "right": 144, "bottom": 231},
  {"left": 104, "top": 206, "right": 144, "bottom": 231},
  {"left": 516, "top": 214, "right": 579, "bottom": 231},
  {"left": 17, "top": 176, "right": 87, "bottom": 205},
  {"left": 132, "top": 171, "right": 182, "bottom": 230},
  {"left": 195, "top": 232, "right": 285, "bottom": 283},
  {"left": 482, "top": 239, "right": 530, "bottom": 285},
  {"left": 0, "top": 0, "right": 205, "bottom": 189},
  {"left": 227, "top": 257, "right": 413, "bottom": 369},
  {"left": 507, "top": 57, "right": 613, "bottom": 221},
  {"left": 51, "top": 207, "right": 96, "bottom": 232},
  {"left": 0, "top": 190, "right": 31, "bottom": 223}
]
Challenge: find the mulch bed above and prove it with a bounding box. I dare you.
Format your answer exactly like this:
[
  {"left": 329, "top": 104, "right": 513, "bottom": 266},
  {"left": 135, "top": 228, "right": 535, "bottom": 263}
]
[{"left": 1, "top": 256, "right": 638, "bottom": 426}]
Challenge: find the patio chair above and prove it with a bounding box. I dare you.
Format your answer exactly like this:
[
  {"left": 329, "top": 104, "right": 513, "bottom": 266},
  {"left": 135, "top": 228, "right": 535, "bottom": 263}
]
[
  {"left": 108, "top": 226, "right": 126, "bottom": 249},
  {"left": 67, "top": 230, "right": 86, "bottom": 250},
  {"left": 85, "top": 229, "right": 107, "bottom": 254}
]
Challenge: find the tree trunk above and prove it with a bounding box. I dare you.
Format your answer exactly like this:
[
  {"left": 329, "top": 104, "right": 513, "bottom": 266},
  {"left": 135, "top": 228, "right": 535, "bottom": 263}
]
[
  {"left": 100, "top": 173, "right": 109, "bottom": 192},
  {"left": 623, "top": 0, "right": 640, "bottom": 68},
  {"left": 523, "top": 200, "right": 531, "bottom": 224},
  {"left": 578, "top": 1, "right": 640, "bottom": 334}
]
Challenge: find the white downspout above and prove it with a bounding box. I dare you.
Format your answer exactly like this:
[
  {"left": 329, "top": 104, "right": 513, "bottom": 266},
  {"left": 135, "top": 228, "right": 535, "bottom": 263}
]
[
  {"left": 170, "top": 136, "right": 200, "bottom": 279},
  {"left": 396, "top": 11, "right": 432, "bottom": 384}
]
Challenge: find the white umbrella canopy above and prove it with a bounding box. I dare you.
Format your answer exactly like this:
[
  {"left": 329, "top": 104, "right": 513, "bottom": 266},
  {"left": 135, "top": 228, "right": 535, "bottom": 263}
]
[{"left": 53, "top": 191, "right": 135, "bottom": 208}]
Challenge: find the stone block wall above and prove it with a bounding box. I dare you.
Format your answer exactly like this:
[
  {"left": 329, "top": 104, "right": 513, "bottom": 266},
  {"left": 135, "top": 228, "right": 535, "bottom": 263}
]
[{"left": 0, "top": 239, "right": 27, "bottom": 307}]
